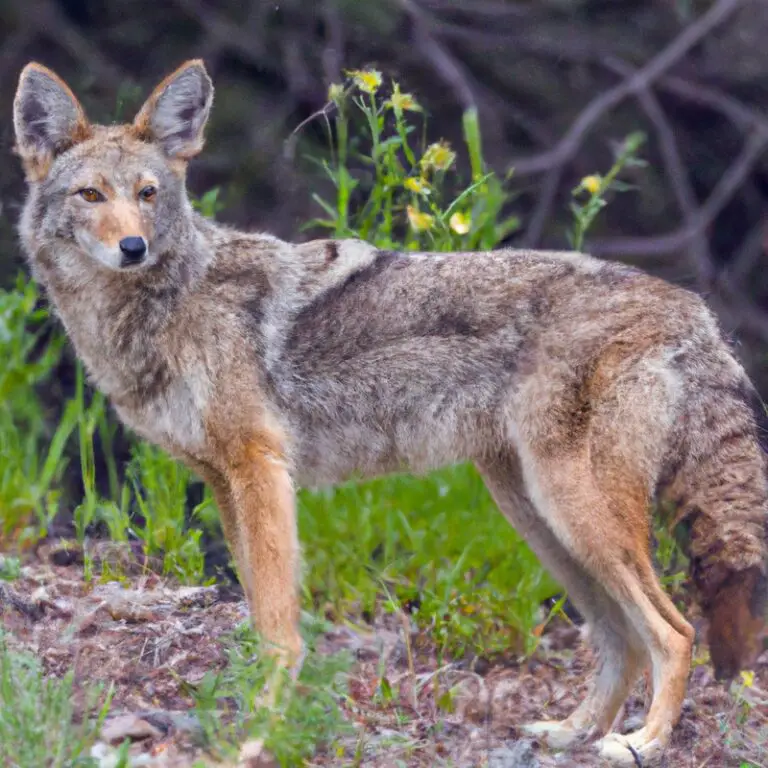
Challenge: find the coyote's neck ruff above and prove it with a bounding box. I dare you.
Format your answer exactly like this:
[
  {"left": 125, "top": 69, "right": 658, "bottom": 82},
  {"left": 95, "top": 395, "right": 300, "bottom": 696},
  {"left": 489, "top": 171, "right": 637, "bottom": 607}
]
[{"left": 13, "top": 60, "right": 767, "bottom": 766}]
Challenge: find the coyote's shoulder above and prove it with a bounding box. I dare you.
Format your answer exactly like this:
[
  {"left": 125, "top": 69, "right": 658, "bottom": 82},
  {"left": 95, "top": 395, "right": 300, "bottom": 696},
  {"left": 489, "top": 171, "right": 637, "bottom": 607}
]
[{"left": 12, "top": 58, "right": 767, "bottom": 766}]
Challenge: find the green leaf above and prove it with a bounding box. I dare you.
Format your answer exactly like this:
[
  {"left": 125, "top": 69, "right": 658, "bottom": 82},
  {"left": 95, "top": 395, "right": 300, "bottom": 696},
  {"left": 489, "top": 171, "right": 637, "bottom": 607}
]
[
  {"left": 462, "top": 107, "right": 484, "bottom": 181},
  {"left": 378, "top": 676, "right": 394, "bottom": 703},
  {"left": 311, "top": 193, "right": 339, "bottom": 220}
]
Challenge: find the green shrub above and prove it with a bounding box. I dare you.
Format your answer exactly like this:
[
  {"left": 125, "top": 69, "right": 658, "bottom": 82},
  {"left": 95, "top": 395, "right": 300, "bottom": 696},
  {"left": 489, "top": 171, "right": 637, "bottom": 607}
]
[{"left": 0, "top": 278, "right": 77, "bottom": 547}]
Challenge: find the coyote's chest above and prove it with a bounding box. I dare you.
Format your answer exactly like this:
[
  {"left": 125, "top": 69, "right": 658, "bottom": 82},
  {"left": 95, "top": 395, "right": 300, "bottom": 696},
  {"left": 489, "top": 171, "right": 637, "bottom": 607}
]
[
  {"left": 113, "top": 370, "right": 210, "bottom": 457},
  {"left": 66, "top": 318, "right": 211, "bottom": 457},
  {"left": 52, "top": 285, "right": 213, "bottom": 456}
]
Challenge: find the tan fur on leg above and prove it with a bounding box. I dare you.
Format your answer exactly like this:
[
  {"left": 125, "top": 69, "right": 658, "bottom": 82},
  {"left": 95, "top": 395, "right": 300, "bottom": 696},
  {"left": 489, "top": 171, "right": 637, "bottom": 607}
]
[
  {"left": 202, "top": 433, "right": 303, "bottom": 667},
  {"left": 230, "top": 445, "right": 302, "bottom": 663},
  {"left": 478, "top": 453, "right": 646, "bottom": 747},
  {"left": 524, "top": 455, "right": 692, "bottom": 764}
]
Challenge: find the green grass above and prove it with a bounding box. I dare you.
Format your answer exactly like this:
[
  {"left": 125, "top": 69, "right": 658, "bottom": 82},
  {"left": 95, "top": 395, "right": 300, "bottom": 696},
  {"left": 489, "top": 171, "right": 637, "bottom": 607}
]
[
  {"left": 299, "top": 465, "right": 560, "bottom": 660},
  {"left": 190, "top": 615, "right": 352, "bottom": 766},
  {"left": 0, "top": 635, "right": 116, "bottom": 768},
  {"left": 125, "top": 442, "right": 213, "bottom": 582},
  {"left": 0, "top": 278, "right": 78, "bottom": 547},
  {"left": 0, "top": 555, "right": 21, "bottom": 581}
]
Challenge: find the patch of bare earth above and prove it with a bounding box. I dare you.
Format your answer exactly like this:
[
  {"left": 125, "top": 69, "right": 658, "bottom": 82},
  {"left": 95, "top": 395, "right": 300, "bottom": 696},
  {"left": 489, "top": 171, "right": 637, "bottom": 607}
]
[{"left": 1, "top": 543, "right": 766, "bottom": 767}]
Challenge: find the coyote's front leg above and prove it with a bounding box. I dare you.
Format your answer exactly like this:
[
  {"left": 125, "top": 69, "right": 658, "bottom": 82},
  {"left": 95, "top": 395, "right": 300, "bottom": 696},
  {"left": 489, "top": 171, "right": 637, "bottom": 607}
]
[
  {"left": 205, "top": 434, "right": 303, "bottom": 670},
  {"left": 198, "top": 434, "right": 304, "bottom": 765}
]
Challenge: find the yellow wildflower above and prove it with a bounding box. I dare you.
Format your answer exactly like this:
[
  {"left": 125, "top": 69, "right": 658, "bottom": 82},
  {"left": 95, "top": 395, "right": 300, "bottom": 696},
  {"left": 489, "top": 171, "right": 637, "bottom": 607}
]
[
  {"left": 345, "top": 68, "right": 382, "bottom": 94},
  {"left": 449, "top": 211, "right": 471, "bottom": 235},
  {"left": 407, "top": 205, "right": 434, "bottom": 232},
  {"left": 421, "top": 140, "right": 456, "bottom": 173},
  {"left": 404, "top": 176, "right": 431, "bottom": 195},
  {"left": 580, "top": 174, "right": 602, "bottom": 195},
  {"left": 327, "top": 83, "right": 344, "bottom": 104},
  {"left": 386, "top": 82, "right": 421, "bottom": 112},
  {"left": 740, "top": 670, "right": 755, "bottom": 688}
]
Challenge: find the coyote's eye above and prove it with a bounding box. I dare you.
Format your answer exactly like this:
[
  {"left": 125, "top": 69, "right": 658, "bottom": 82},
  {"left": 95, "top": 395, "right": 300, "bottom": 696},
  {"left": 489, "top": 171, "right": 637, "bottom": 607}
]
[
  {"left": 139, "top": 185, "right": 157, "bottom": 202},
  {"left": 79, "top": 188, "right": 104, "bottom": 203}
]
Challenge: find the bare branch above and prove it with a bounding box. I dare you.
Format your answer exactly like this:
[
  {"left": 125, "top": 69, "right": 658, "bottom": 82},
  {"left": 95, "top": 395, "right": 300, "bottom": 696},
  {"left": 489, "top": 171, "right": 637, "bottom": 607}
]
[
  {"left": 512, "top": 0, "right": 745, "bottom": 177},
  {"left": 416, "top": 0, "right": 539, "bottom": 18},
  {"left": 171, "top": 0, "right": 267, "bottom": 62},
  {"left": 724, "top": 217, "right": 768, "bottom": 286},
  {"left": 589, "top": 128, "right": 768, "bottom": 258},
  {"left": 28, "top": 0, "right": 126, "bottom": 90},
  {"left": 710, "top": 271, "right": 768, "bottom": 343},
  {"left": 399, "top": 0, "right": 477, "bottom": 111},
  {"left": 652, "top": 74, "right": 761, "bottom": 133},
  {"left": 434, "top": 20, "right": 766, "bottom": 138},
  {"left": 425, "top": 18, "right": 603, "bottom": 62},
  {"left": 432, "top": 18, "right": 766, "bottom": 137},
  {"left": 322, "top": 0, "right": 345, "bottom": 85},
  {"left": 281, "top": 31, "right": 315, "bottom": 98},
  {"left": 283, "top": 100, "right": 337, "bottom": 162},
  {"left": 0, "top": 29, "right": 33, "bottom": 96},
  {"left": 604, "top": 58, "right": 714, "bottom": 290},
  {"left": 514, "top": 0, "right": 745, "bottom": 247}
]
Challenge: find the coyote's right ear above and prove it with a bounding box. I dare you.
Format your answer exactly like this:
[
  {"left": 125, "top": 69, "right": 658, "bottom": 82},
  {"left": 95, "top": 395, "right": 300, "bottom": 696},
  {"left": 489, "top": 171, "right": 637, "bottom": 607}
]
[
  {"left": 13, "top": 63, "right": 92, "bottom": 180},
  {"left": 133, "top": 60, "right": 213, "bottom": 160}
]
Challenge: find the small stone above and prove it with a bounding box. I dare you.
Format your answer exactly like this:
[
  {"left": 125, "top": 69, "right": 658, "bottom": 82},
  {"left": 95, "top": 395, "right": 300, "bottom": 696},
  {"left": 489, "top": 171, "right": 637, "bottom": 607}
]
[
  {"left": 488, "top": 739, "right": 540, "bottom": 768},
  {"left": 134, "top": 709, "right": 203, "bottom": 739},
  {"left": 622, "top": 714, "right": 645, "bottom": 733},
  {"left": 89, "top": 742, "right": 121, "bottom": 768},
  {"left": 176, "top": 585, "right": 219, "bottom": 608},
  {"left": 453, "top": 676, "right": 491, "bottom": 722},
  {"left": 105, "top": 599, "right": 158, "bottom": 623},
  {"left": 50, "top": 545, "right": 83, "bottom": 567},
  {"left": 101, "top": 714, "right": 164, "bottom": 745},
  {"left": 238, "top": 737, "right": 278, "bottom": 767},
  {"left": 0, "top": 584, "right": 44, "bottom": 621},
  {"left": 30, "top": 586, "right": 52, "bottom": 606},
  {"left": 681, "top": 697, "right": 697, "bottom": 716}
]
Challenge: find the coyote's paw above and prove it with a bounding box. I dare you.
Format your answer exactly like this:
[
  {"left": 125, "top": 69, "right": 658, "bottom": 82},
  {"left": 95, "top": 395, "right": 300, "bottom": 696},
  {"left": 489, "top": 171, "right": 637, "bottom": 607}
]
[{"left": 596, "top": 729, "right": 663, "bottom": 766}]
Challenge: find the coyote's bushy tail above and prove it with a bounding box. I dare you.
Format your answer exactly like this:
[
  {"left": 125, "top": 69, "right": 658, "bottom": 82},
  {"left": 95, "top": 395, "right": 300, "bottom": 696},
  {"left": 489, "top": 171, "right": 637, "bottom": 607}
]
[{"left": 664, "top": 375, "right": 768, "bottom": 680}]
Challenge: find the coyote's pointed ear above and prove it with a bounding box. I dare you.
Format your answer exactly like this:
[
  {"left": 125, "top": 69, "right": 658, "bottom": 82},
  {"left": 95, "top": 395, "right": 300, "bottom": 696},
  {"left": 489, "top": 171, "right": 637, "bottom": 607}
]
[
  {"left": 133, "top": 60, "right": 213, "bottom": 160},
  {"left": 13, "top": 63, "right": 92, "bottom": 180}
]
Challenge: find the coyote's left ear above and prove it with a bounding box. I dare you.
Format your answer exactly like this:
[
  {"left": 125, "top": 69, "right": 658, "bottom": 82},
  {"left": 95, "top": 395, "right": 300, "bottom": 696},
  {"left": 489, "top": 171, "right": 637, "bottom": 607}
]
[
  {"left": 13, "top": 62, "right": 92, "bottom": 179},
  {"left": 133, "top": 59, "right": 213, "bottom": 160}
]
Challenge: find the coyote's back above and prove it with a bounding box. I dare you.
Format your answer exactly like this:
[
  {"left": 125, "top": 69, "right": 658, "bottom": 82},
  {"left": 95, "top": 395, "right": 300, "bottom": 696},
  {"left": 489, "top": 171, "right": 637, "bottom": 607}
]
[{"left": 11, "top": 58, "right": 767, "bottom": 766}]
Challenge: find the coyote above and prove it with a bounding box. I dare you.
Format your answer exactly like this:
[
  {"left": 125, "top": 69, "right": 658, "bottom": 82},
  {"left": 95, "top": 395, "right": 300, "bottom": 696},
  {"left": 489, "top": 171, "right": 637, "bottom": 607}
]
[{"left": 12, "top": 59, "right": 767, "bottom": 764}]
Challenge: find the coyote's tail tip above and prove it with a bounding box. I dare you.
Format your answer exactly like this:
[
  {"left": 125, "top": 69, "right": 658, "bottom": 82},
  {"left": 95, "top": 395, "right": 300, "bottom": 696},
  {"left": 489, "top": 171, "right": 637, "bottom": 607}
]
[
  {"left": 677, "top": 378, "right": 768, "bottom": 680},
  {"left": 705, "top": 566, "right": 766, "bottom": 680}
]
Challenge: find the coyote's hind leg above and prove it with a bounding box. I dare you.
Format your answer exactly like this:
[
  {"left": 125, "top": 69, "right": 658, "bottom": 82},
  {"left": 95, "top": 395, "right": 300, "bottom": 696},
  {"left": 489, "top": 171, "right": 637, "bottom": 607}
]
[
  {"left": 477, "top": 452, "right": 646, "bottom": 749},
  {"left": 515, "top": 448, "right": 693, "bottom": 766}
]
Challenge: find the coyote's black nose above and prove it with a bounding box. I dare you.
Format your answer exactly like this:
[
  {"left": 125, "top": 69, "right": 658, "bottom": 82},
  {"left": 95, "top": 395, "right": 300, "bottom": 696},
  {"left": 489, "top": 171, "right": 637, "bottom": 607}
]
[{"left": 119, "top": 236, "right": 147, "bottom": 265}]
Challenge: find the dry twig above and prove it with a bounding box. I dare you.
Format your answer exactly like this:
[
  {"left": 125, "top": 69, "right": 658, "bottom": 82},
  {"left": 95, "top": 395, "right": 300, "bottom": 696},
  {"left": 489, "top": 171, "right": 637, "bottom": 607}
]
[{"left": 512, "top": 0, "right": 746, "bottom": 247}]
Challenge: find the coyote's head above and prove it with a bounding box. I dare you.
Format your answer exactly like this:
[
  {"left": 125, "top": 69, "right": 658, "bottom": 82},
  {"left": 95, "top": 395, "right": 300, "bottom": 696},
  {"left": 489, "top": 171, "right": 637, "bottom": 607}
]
[{"left": 13, "top": 60, "right": 213, "bottom": 272}]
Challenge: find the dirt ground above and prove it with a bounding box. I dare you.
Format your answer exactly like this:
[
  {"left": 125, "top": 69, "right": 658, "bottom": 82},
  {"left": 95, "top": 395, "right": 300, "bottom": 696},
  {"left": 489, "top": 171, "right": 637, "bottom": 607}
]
[{"left": 1, "top": 541, "right": 766, "bottom": 768}]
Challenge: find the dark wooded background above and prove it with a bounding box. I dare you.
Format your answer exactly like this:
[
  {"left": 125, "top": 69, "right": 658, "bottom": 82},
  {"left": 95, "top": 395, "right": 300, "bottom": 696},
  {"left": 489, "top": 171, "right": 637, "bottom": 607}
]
[{"left": 2, "top": 0, "right": 768, "bottom": 386}]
